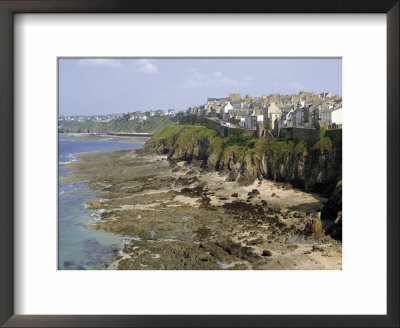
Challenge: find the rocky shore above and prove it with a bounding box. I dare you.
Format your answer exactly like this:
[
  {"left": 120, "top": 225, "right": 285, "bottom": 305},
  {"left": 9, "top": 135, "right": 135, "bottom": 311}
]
[{"left": 63, "top": 144, "right": 342, "bottom": 270}]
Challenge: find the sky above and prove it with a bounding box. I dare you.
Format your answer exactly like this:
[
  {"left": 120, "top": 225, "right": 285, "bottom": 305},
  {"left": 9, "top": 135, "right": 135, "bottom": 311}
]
[{"left": 59, "top": 58, "right": 342, "bottom": 116}]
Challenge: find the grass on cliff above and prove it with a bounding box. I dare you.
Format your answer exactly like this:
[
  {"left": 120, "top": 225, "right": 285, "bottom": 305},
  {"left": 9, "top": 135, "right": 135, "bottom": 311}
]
[
  {"left": 312, "top": 136, "right": 333, "bottom": 152},
  {"left": 150, "top": 124, "right": 335, "bottom": 167},
  {"left": 151, "top": 125, "right": 218, "bottom": 147},
  {"left": 223, "top": 134, "right": 258, "bottom": 149},
  {"left": 175, "top": 126, "right": 218, "bottom": 146},
  {"left": 59, "top": 116, "right": 173, "bottom": 134}
]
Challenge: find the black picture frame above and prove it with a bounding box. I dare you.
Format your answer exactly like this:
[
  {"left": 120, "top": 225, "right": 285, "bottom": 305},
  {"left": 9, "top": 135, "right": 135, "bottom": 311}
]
[{"left": 0, "top": 1, "right": 398, "bottom": 327}]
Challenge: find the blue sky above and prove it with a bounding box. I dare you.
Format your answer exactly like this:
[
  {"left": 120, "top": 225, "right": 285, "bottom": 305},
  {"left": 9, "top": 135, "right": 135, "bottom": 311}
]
[{"left": 59, "top": 58, "right": 341, "bottom": 116}]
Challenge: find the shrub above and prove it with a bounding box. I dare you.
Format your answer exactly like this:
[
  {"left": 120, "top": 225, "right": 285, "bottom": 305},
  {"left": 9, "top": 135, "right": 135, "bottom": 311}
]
[{"left": 312, "top": 136, "right": 333, "bottom": 152}]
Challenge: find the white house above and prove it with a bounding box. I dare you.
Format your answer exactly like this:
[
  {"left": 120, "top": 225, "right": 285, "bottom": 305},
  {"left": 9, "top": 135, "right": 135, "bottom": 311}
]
[
  {"left": 331, "top": 107, "right": 343, "bottom": 125},
  {"left": 223, "top": 101, "right": 233, "bottom": 113},
  {"left": 167, "top": 109, "right": 176, "bottom": 116}
]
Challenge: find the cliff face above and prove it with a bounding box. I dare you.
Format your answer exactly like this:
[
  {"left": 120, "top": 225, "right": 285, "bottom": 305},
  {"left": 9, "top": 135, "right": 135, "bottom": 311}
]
[
  {"left": 145, "top": 126, "right": 341, "bottom": 194},
  {"left": 144, "top": 125, "right": 342, "bottom": 237}
]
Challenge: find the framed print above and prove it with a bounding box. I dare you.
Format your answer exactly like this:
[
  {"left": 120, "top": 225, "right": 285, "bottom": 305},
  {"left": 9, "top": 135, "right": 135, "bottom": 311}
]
[{"left": 0, "top": 0, "right": 399, "bottom": 327}]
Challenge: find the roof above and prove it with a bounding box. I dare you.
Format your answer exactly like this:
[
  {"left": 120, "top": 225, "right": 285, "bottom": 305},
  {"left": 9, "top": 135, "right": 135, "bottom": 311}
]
[{"left": 277, "top": 104, "right": 293, "bottom": 111}]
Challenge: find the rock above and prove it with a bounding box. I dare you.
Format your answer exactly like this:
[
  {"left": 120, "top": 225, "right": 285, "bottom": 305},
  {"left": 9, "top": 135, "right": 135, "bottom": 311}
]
[
  {"left": 312, "top": 244, "right": 324, "bottom": 252},
  {"left": 85, "top": 199, "right": 103, "bottom": 209},
  {"left": 247, "top": 189, "right": 260, "bottom": 199},
  {"left": 311, "top": 216, "right": 324, "bottom": 237},
  {"left": 200, "top": 196, "right": 211, "bottom": 208},
  {"left": 322, "top": 181, "right": 342, "bottom": 221},
  {"left": 231, "top": 193, "right": 239, "bottom": 197},
  {"left": 261, "top": 250, "right": 272, "bottom": 257},
  {"left": 237, "top": 174, "right": 255, "bottom": 186},
  {"left": 286, "top": 244, "right": 298, "bottom": 251},
  {"left": 283, "top": 183, "right": 292, "bottom": 190},
  {"left": 271, "top": 193, "right": 276, "bottom": 197},
  {"left": 327, "top": 211, "right": 342, "bottom": 240},
  {"left": 226, "top": 170, "right": 238, "bottom": 182}
]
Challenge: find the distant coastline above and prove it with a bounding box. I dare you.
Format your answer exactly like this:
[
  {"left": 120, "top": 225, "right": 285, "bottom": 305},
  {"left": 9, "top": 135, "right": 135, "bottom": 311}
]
[{"left": 60, "top": 133, "right": 151, "bottom": 143}]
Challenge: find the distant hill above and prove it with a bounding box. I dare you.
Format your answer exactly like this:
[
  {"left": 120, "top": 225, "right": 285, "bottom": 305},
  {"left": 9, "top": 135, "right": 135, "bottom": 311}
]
[{"left": 58, "top": 116, "right": 174, "bottom": 134}]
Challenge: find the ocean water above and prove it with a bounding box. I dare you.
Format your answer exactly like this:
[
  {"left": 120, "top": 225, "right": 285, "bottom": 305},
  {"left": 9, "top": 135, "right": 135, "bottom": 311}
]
[{"left": 58, "top": 136, "right": 143, "bottom": 270}]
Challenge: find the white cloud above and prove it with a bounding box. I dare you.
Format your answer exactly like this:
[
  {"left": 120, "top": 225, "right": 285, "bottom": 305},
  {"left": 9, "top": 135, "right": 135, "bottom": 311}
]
[
  {"left": 76, "top": 58, "right": 159, "bottom": 74},
  {"left": 77, "top": 58, "right": 122, "bottom": 68},
  {"left": 184, "top": 68, "right": 205, "bottom": 87},
  {"left": 133, "top": 59, "right": 158, "bottom": 74},
  {"left": 183, "top": 69, "right": 252, "bottom": 88},
  {"left": 244, "top": 75, "right": 255, "bottom": 81}
]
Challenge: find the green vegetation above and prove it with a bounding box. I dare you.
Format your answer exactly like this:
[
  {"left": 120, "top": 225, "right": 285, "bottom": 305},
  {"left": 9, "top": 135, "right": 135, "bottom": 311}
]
[
  {"left": 175, "top": 126, "right": 218, "bottom": 146},
  {"left": 294, "top": 141, "right": 308, "bottom": 156},
  {"left": 222, "top": 144, "right": 247, "bottom": 163},
  {"left": 208, "top": 136, "right": 226, "bottom": 155},
  {"left": 59, "top": 116, "right": 173, "bottom": 134},
  {"left": 224, "top": 134, "right": 258, "bottom": 149},
  {"left": 336, "top": 180, "right": 342, "bottom": 190},
  {"left": 151, "top": 125, "right": 218, "bottom": 148},
  {"left": 319, "top": 127, "right": 327, "bottom": 139},
  {"left": 148, "top": 124, "right": 338, "bottom": 169},
  {"left": 312, "top": 135, "right": 333, "bottom": 152}
]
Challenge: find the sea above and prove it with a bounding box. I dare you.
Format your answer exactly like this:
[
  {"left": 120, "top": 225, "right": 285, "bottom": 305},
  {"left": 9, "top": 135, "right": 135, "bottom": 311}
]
[{"left": 58, "top": 135, "right": 143, "bottom": 270}]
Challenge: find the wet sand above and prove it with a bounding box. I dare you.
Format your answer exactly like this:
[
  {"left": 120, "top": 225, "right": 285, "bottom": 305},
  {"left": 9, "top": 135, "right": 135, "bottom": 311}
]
[{"left": 62, "top": 149, "right": 342, "bottom": 270}]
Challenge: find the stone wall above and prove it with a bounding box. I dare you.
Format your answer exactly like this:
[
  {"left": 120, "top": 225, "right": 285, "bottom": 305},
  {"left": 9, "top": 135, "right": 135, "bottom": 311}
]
[
  {"left": 279, "top": 127, "right": 342, "bottom": 146},
  {"left": 326, "top": 129, "right": 342, "bottom": 144},
  {"left": 279, "top": 127, "right": 319, "bottom": 144}
]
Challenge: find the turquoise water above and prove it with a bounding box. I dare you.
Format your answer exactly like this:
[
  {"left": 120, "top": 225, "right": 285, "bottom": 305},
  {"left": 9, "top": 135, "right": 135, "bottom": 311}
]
[{"left": 58, "top": 136, "right": 143, "bottom": 270}]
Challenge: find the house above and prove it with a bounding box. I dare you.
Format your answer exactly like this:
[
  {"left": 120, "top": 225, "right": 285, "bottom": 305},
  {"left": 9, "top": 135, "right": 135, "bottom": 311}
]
[
  {"left": 241, "top": 103, "right": 250, "bottom": 110},
  {"left": 319, "top": 92, "right": 332, "bottom": 99},
  {"left": 277, "top": 104, "right": 293, "bottom": 121},
  {"left": 223, "top": 101, "right": 233, "bottom": 113},
  {"left": 320, "top": 108, "right": 333, "bottom": 125},
  {"left": 330, "top": 107, "right": 343, "bottom": 129},
  {"left": 264, "top": 102, "right": 282, "bottom": 130},
  {"left": 229, "top": 93, "right": 241, "bottom": 104},
  {"left": 284, "top": 108, "right": 295, "bottom": 127},
  {"left": 232, "top": 103, "right": 241, "bottom": 110},
  {"left": 245, "top": 114, "right": 258, "bottom": 130},
  {"left": 333, "top": 99, "right": 343, "bottom": 109}
]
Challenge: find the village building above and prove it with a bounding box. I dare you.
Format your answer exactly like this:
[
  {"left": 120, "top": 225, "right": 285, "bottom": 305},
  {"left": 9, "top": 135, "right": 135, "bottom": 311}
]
[
  {"left": 229, "top": 93, "right": 241, "bottom": 104},
  {"left": 264, "top": 102, "right": 282, "bottom": 130},
  {"left": 330, "top": 107, "right": 343, "bottom": 129}
]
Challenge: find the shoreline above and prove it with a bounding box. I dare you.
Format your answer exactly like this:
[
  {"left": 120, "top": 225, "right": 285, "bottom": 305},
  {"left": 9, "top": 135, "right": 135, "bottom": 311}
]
[
  {"left": 63, "top": 147, "right": 342, "bottom": 270},
  {"left": 60, "top": 132, "right": 150, "bottom": 143}
]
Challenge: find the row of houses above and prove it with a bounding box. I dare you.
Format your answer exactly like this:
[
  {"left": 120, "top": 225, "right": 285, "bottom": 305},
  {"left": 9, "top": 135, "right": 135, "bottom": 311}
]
[
  {"left": 186, "top": 92, "right": 342, "bottom": 136},
  {"left": 58, "top": 113, "right": 123, "bottom": 123},
  {"left": 127, "top": 109, "right": 176, "bottom": 121}
]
